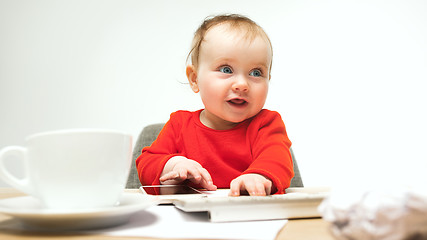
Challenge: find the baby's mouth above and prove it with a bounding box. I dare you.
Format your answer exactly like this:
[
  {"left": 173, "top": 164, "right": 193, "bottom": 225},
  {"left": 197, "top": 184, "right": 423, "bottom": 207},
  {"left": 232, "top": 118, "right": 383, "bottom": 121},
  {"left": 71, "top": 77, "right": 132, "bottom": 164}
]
[{"left": 227, "top": 98, "right": 248, "bottom": 106}]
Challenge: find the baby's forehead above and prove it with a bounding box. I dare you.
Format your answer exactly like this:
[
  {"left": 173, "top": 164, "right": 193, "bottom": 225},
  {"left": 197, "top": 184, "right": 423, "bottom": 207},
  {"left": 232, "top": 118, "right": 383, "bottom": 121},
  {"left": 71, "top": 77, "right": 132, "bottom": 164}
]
[
  {"left": 204, "top": 23, "right": 271, "bottom": 49},
  {"left": 206, "top": 23, "right": 266, "bottom": 41},
  {"left": 200, "top": 23, "right": 272, "bottom": 68}
]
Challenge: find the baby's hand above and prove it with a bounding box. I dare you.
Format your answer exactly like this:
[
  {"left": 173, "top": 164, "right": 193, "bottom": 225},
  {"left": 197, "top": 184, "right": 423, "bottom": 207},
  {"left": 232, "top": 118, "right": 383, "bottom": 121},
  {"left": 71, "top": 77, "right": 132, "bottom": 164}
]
[
  {"left": 159, "top": 156, "right": 217, "bottom": 191},
  {"left": 229, "top": 173, "right": 272, "bottom": 196}
]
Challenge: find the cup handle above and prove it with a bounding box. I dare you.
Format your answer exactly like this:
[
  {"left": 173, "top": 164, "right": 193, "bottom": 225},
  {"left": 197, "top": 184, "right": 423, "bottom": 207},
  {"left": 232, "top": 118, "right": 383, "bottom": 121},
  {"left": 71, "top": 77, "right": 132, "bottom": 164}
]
[{"left": 0, "top": 146, "right": 35, "bottom": 196}]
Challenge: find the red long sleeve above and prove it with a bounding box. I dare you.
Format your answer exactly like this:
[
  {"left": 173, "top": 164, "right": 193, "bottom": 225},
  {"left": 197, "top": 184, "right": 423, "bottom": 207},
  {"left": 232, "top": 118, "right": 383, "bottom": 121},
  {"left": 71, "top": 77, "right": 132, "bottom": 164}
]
[{"left": 135, "top": 109, "right": 293, "bottom": 193}]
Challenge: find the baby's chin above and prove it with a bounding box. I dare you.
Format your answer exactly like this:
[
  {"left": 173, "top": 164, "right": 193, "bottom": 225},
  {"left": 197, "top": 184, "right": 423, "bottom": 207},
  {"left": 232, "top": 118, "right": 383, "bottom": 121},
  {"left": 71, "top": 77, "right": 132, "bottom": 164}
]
[{"left": 224, "top": 113, "right": 258, "bottom": 124}]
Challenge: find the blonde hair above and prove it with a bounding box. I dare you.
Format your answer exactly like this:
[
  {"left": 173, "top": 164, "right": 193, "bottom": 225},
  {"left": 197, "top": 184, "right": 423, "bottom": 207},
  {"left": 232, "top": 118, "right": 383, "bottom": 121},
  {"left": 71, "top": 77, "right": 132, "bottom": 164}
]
[{"left": 187, "top": 14, "right": 273, "bottom": 70}]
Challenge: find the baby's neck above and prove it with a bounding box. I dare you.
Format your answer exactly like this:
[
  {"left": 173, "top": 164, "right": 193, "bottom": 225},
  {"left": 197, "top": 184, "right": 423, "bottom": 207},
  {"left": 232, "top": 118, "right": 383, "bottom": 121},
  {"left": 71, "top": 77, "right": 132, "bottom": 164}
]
[{"left": 200, "top": 110, "right": 239, "bottom": 130}]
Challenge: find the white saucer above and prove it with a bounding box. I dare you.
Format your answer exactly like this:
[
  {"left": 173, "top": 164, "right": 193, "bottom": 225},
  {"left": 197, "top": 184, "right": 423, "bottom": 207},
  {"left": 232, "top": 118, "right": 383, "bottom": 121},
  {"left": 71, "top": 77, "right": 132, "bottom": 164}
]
[{"left": 0, "top": 193, "right": 159, "bottom": 230}]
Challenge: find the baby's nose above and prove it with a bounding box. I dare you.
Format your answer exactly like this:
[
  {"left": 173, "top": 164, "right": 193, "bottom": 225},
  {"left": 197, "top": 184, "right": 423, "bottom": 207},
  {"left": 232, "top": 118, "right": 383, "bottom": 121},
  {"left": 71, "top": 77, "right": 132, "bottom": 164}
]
[{"left": 232, "top": 76, "right": 249, "bottom": 92}]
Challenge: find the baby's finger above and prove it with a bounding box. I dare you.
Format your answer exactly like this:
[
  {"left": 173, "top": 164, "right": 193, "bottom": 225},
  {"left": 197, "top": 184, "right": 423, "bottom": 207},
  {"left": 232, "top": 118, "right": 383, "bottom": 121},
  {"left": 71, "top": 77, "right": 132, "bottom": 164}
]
[
  {"left": 229, "top": 178, "right": 243, "bottom": 196},
  {"left": 186, "top": 167, "right": 203, "bottom": 183},
  {"left": 159, "top": 171, "right": 179, "bottom": 182},
  {"left": 245, "top": 182, "right": 267, "bottom": 196},
  {"left": 263, "top": 181, "right": 272, "bottom": 195},
  {"left": 199, "top": 167, "right": 212, "bottom": 183},
  {"left": 199, "top": 168, "right": 217, "bottom": 191},
  {"left": 176, "top": 168, "right": 190, "bottom": 181}
]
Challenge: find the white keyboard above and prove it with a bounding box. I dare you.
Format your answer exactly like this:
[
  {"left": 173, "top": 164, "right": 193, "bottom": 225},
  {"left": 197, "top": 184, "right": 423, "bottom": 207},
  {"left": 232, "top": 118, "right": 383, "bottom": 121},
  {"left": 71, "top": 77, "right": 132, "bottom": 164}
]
[{"left": 173, "top": 191, "right": 329, "bottom": 222}]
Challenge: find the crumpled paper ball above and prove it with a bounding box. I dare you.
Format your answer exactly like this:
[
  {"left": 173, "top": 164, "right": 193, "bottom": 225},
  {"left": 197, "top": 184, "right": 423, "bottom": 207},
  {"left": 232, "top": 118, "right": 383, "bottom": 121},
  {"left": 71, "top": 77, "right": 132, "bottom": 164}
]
[{"left": 318, "top": 187, "right": 427, "bottom": 240}]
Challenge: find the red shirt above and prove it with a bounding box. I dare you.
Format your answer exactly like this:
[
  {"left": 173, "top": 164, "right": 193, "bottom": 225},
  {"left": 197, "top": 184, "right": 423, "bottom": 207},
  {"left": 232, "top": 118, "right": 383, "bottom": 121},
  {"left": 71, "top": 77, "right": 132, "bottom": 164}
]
[{"left": 136, "top": 109, "right": 294, "bottom": 194}]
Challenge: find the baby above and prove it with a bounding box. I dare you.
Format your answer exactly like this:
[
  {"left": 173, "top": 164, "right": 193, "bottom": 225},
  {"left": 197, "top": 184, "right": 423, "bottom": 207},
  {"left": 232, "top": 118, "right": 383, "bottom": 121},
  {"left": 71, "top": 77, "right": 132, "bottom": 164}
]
[{"left": 136, "top": 14, "right": 294, "bottom": 196}]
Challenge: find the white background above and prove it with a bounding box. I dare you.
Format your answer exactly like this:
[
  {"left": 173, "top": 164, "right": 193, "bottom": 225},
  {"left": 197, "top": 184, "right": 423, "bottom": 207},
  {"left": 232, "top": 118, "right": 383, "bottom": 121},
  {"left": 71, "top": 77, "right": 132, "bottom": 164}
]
[{"left": 1, "top": 0, "right": 426, "bottom": 188}]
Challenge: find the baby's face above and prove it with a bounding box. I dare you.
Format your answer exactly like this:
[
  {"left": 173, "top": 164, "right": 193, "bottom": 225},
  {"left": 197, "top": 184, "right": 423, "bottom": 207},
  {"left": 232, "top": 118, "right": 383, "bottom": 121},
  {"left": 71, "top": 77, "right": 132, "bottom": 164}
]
[{"left": 191, "top": 24, "right": 272, "bottom": 130}]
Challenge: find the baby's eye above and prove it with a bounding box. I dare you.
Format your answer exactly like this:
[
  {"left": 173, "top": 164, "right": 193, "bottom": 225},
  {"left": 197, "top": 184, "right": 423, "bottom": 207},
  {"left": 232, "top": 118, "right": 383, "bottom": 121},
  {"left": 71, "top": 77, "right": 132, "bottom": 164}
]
[
  {"left": 219, "top": 66, "right": 233, "bottom": 74},
  {"left": 249, "top": 69, "right": 262, "bottom": 77}
]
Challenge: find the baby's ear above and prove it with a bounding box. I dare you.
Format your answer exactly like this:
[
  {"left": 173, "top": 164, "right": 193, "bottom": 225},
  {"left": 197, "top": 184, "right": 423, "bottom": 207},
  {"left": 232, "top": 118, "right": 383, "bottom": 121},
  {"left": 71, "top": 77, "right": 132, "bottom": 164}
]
[{"left": 186, "top": 65, "right": 199, "bottom": 93}]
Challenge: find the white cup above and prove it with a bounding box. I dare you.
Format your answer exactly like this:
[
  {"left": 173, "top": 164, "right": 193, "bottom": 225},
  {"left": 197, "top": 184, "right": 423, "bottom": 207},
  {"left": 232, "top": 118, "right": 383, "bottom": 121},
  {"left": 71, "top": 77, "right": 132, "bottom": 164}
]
[{"left": 0, "top": 129, "right": 132, "bottom": 210}]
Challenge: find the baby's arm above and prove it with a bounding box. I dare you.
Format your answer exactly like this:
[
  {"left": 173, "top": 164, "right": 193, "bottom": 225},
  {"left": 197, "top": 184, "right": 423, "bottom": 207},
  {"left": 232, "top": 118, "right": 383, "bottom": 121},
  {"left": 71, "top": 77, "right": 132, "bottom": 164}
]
[
  {"left": 159, "top": 156, "right": 217, "bottom": 191},
  {"left": 229, "top": 173, "right": 273, "bottom": 196}
]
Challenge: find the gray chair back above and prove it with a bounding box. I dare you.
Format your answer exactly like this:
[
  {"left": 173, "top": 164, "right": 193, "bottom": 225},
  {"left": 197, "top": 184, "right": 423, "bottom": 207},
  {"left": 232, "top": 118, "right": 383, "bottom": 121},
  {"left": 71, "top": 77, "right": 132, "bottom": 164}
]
[{"left": 126, "top": 123, "right": 303, "bottom": 188}]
